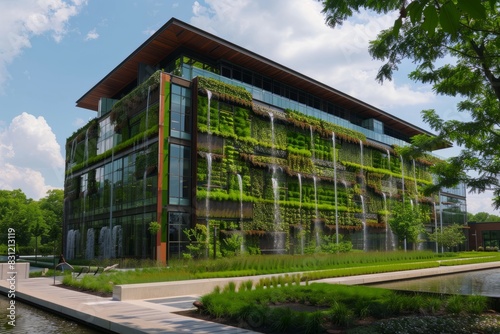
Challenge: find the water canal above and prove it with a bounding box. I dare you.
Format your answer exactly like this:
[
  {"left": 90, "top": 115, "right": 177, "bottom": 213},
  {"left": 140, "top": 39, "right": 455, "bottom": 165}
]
[
  {"left": 0, "top": 294, "right": 101, "bottom": 333},
  {"left": 369, "top": 268, "right": 500, "bottom": 297}
]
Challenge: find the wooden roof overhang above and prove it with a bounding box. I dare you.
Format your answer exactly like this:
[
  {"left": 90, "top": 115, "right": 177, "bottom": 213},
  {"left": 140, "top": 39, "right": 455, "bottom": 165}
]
[{"left": 76, "top": 18, "right": 438, "bottom": 141}]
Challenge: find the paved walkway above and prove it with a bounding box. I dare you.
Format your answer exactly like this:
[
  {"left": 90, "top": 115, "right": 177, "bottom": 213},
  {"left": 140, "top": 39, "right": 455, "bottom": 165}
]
[
  {"left": 0, "top": 277, "right": 256, "bottom": 333},
  {"left": 1, "top": 261, "right": 499, "bottom": 333}
]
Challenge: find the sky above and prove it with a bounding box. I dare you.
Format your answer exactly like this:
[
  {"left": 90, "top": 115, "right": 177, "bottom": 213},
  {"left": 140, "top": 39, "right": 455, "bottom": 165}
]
[{"left": 0, "top": 0, "right": 496, "bottom": 215}]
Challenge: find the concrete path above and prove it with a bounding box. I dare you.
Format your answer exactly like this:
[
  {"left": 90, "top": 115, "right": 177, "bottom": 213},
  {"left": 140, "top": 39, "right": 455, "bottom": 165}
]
[
  {"left": 314, "top": 261, "right": 500, "bottom": 285},
  {"left": 0, "top": 277, "right": 256, "bottom": 333},
  {"left": 1, "top": 260, "right": 499, "bottom": 333}
]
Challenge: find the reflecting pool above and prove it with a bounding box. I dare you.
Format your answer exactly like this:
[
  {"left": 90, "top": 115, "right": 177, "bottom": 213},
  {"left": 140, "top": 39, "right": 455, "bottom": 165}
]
[
  {"left": 370, "top": 268, "right": 500, "bottom": 297},
  {"left": 0, "top": 294, "right": 101, "bottom": 333}
]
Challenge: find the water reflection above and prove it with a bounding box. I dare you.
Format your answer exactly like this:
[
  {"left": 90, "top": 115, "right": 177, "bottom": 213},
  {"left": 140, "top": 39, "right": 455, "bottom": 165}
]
[
  {"left": 0, "top": 294, "right": 101, "bottom": 333},
  {"left": 370, "top": 268, "right": 500, "bottom": 297}
]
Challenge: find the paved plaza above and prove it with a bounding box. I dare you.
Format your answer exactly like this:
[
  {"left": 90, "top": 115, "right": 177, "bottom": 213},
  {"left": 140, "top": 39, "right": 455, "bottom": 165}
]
[{"left": 1, "top": 261, "right": 500, "bottom": 333}]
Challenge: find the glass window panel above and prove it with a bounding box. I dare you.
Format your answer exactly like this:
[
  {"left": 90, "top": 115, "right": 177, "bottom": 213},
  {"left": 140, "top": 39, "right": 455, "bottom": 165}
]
[
  {"left": 169, "top": 144, "right": 191, "bottom": 206},
  {"left": 172, "top": 84, "right": 181, "bottom": 95}
]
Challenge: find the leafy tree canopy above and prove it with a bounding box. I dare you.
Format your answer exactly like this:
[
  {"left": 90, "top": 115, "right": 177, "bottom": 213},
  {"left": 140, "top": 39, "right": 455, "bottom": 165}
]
[
  {"left": 467, "top": 211, "right": 500, "bottom": 222},
  {"left": 320, "top": 0, "right": 500, "bottom": 209},
  {"left": 0, "top": 189, "right": 63, "bottom": 249},
  {"left": 428, "top": 224, "right": 466, "bottom": 250},
  {"left": 0, "top": 189, "right": 39, "bottom": 246},
  {"left": 38, "top": 189, "right": 64, "bottom": 243},
  {"left": 388, "top": 201, "right": 427, "bottom": 248}
]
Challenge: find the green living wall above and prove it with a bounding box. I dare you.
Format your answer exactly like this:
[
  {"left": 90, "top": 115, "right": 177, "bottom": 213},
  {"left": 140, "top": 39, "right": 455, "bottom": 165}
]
[{"left": 195, "top": 76, "right": 436, "bottom": 253}]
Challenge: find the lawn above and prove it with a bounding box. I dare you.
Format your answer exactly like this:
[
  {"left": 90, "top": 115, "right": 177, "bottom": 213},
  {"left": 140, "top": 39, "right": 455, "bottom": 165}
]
[
  {"left": 39, "top": 251, "right": 500, "bottom": 332},
  {"left": 55, "top": 251, "right": 500, "bottom": 295}
]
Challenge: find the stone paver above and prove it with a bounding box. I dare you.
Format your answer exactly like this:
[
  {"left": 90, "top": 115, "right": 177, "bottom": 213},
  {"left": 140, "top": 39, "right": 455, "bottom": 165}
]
[
  {"left": 1, "top": 261, "right": 499, "bottom": 333},
  {"left": 0, "top": 277, "right": 256, "bottom": 333}
]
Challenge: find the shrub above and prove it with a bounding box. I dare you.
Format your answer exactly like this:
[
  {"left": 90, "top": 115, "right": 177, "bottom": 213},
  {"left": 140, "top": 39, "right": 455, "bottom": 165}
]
[
  {"left": 328, "top": 301, "right": 354, "bottom": 327},
  {"left": 445, "top": 295, "right": 464, "bottom": 314},
  {"left": 268, "top": 307, "right": 295, "bottom": 332},
  {"left": 463, "top": 295, "right": 488, "bottom": 314},
  {"left": 303, "top": 311, "right": 324, "bottom": 334}
]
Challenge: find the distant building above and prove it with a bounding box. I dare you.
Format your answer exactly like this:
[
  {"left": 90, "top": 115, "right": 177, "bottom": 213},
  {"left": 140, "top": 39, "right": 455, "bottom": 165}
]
[
  {"left": 63, "top": 18, "right": 466, "bottom": 262},
  {"left": 468, "top": 221, "right": 500, "bottom": 251}
]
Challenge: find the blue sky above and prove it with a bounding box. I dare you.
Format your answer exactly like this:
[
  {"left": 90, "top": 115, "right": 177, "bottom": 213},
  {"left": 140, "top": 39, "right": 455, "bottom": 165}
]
[{"left": 0, "top": 0, "right": 496, "bottom": 214}]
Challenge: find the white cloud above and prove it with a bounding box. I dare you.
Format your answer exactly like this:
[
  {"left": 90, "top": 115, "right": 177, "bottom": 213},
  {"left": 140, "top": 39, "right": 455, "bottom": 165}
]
[
  {"left": 0, "top": 112, "right": 64, "bottom": 200},
  {"left": 0, "top": 0, "right": 87, "bottom": 90},
  {"left": 190, "top": 0, "right": 433, "bottom": 109},
  {"left": 84, "top": 28, "right": 99, "bottom": 41},
  {"left": 0, "top": 164, "right": 56, "bottom": 200},
  {"left": 466, "top": 190, "right": 498, "bottom": 215}
]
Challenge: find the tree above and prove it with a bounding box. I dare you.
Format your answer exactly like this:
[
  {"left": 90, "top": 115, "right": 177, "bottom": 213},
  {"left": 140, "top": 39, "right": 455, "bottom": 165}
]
[
  {"left": 30, "top": 220, "right": 46, "bottom": 263},
  {"left": 38, "top": 189, "right": 64, "bottom": 247},
  {"left": 388, "top": 201, "right": 427, "bottom": 250},
  {"left": 320, "top": 1, "right": 500, "bottom": 209},
  {"left": 468, "top": 211, "right": 500, "bottom": 222},
  {"left": 428, "top": 224, "right": 466, "bottom": 251},
  {"left": 0, "top": 189, "right": 38, "bottom": 247},
  {"left": 183, "top": 224, "right": 208, "bottom": 259}
]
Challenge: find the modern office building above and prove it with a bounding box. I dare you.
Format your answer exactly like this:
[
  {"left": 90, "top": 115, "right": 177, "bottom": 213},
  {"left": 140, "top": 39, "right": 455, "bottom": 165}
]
[
  {"left": 63, "top": 18, "right": 467, "bottom": 262},
  {"left": 468, "top": 221, "right": 500, "bottom": 251}
]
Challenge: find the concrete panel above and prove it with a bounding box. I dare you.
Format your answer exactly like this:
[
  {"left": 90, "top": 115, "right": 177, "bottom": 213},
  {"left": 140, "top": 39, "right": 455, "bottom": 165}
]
[{"left": 0, "top": 263, "right": 30, "bottom": 280}]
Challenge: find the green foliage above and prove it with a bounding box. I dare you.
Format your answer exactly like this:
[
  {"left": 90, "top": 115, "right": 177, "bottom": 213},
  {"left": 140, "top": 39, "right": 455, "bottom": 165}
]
[
  {"left": 321, "top": 0, "right": 500, "bottom": 209},
  {"left": 109, "top": 71, "right": 161, "bottom": 128},
  {"left": 288, "top": 153, "right": 314, "bottom": 174},
  {"left": 468, "top": 211, "right": 500, "bottom": 222},
  {"left": 319, "top": 234, "right": 353, "bottom": 253},
  {"left": 148, "top": 221, "right": 161, "bottom": 235},
  {"left": 0, "top": 189, "right": 64, "bottom": 253},
  {"left": 183, "top": 224, "right": 209, "bottom": 259},
  {"left": 199, "top": 280, "right": 492, "bottom": 332},
  {"left": 234, "top": 106, "right": 251, "bottom": 137},
  {"left": 221, "top": 233, "right": 243, "bottom": 257},
  {"left": 59, "top": 251, "right": 500, "bottom": 296},
  {"left": 389, "top": 201, "right": 427, "bottom": 249},
  {"left": 0, "top": 190, "right": 42, "bottom": 247},
  {"left": 197, "top": 76, "right": 253, "bottom": 104},
  {"left": 428, "top": 224, "right": 466, "bottom": 251},
  {"left": 328, "top": 301, "right": 354, "bottom": 327},
  {"left": 38, "top": 189, "right": 63, "bottom": 248},
  {"left": 193, "top": 77, "right": 437, "bottom": 245},
  {"left": 286, "top": 109, "right": 366, "bottom": 143}
]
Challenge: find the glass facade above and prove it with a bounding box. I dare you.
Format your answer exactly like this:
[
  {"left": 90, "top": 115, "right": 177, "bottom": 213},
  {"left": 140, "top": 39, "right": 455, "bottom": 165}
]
[
  {"left": 482, "top": 230, "right": 500, "bottom": 248},
  {"left": 168, "top": 212, "right": 191, "bottom": 259},
  {"left": 166, "top": 83, "right": 193, "bottom": 260},
  {"left": 65, "top": 74, "right": 160, "bottom": 260},
  {"left": 97, "top": 116, "right": 117, "bottom": 154},
  {"left": 170, "top": 84, "right": 192, "bottom": 140},
  {"left": 166, "top": 53, "right": 413, "bottom": 147},
  {"left": 438, "top": 192, "right": 467, "bottom": 238},
  {"left": 168, "top": 144, "right": 191, "bottom": 206}
]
